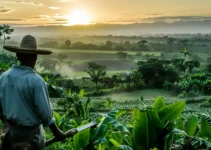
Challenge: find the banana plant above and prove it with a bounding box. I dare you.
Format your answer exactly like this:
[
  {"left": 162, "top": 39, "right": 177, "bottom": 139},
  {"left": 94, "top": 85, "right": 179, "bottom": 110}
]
[
  {"left": 132, "top": 96, "right": 186, "bottom": 150},
  {"left": 168, "top": 116, "right": 211, "bottom": 149},
  {"left": 89, "top": 108, "right": 132, "bottom": 150}
]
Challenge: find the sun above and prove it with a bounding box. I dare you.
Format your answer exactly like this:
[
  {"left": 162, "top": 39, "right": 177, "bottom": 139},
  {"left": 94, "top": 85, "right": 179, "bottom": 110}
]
[{"left": 68, "top": 10, "right": 91, "bottom": 26}]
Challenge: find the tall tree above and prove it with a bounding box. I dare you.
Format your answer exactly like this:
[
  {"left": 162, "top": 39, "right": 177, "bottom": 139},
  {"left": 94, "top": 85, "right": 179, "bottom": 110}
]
[
  {"left": 0, "top": 24, "right": 14, "bottom": 52},
  {"left": 85, "top": 63, "right": 106, "bottom": 91},
  {"left": 167, "top": 37, "right": 176, "bottom": 51},
  {"left": 138, "top": 40, "right": 149, "bottom": 51},
  {"left": 179, "top": 39, "right": 189, "bottom": 46},
  {"left": 65, "top": 40, "right": 71, "bottom": 47},
  {"left": 185, "top": 60, "right": 200, "bottom": 74},
  {"left": 116, "top": 52, "right": 127, "bottom": 60},
  {"left": 137, "top": 58, "right": 178, "bottom": 88},
  {"left": 138, "top": 40, "right": 148, "bottom": 46}
]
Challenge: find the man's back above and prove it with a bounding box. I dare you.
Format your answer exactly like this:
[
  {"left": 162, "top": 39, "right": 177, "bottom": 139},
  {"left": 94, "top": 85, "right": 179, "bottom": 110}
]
[{"left": 0, "top": 65, "right": 52, "bottom": 127}]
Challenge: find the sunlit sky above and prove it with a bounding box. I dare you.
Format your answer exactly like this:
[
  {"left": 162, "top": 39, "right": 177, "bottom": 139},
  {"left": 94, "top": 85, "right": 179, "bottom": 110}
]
[{"left": 1, "top": 0, "right": 211, "bottom": 26}]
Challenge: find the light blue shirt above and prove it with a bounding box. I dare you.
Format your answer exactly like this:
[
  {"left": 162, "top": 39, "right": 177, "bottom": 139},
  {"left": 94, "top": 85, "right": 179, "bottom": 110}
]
[{"left": 0, "top": 65, "right": 55, "bottom": 127}]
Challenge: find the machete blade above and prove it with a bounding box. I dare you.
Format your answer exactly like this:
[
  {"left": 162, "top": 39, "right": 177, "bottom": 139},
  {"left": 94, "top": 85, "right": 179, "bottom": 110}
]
[{"left": 76, "top": 121, "right": 96, "bottom": 132}]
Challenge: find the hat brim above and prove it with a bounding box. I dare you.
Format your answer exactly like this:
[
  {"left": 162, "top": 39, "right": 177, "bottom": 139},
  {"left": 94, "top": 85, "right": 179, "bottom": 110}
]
[{"left": 3, "top": 45, "right": 52, "bottom": 55}]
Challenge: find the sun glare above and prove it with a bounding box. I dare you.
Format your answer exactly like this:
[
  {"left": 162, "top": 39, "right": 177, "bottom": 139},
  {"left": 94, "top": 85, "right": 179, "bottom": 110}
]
[{"left": 68, "top": 10, "right": 91, "bottom": 26}]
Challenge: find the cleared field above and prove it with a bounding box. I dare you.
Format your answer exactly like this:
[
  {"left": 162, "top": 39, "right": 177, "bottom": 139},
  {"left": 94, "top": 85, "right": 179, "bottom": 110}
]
[
  {"left": 70, "top": 70, "right": 129, "bottom": 78},
  {"left": 94, "top": 89, "right": 176, "bottom": 102},
  {"left": 70, "top": 60, "right": 137, "bottom": 72}
]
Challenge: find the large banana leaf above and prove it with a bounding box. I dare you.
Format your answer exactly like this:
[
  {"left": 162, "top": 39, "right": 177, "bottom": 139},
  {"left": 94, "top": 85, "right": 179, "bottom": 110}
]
[
  {"left": 109, "top": 138, "right": 133, "bottom": 150},
  {"left": 197, "top": 119, "right": 211, "bottom": 142},
  {"left": 165, "top": 128, "right": 187, "bottom": 138},
  {"left": 92, "top": 124, "right": 110, "bottom": 144},
  {"left": 73, "top": 121, "right": 91, "bottom": 150},
  {"left": 153, "top": 96, "right": 165, "bottom": 112},
  {"left": 132, "top": 109, "right": 162, "bottom": 150},
  {"left": 108, "top": 131, "right": 123, "bottom": 144},
  {"left": 185, "top": 115, "right": 198, "bottom": 136},
  {"left": 105, "top": 116, "right": 129, "bottom": 133},
  {"left": 107, "top": 108, "right": 126, "bottom": 119},
  {"left": 158, "top": 101, "right": 185, "bottom": 124},
  {"left": 176, "top": 119, "right": 184, "bottom": 130}
]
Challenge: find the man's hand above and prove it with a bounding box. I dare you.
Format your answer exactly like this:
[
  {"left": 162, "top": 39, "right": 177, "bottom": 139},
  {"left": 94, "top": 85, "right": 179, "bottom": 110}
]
[
  {"left": 66, "top": 128, "right": 78, "bottom": 137},
  {"left": 54, "top": 129, "right": 66, "bottom": 141},
  {"left": 49, "top": 123, "right": 66, "bottom": 141}
]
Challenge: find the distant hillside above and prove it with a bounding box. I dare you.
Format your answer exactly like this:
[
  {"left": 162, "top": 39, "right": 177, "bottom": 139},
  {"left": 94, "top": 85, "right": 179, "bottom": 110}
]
[{"left": 10, "top": 20, "right": 211, "bottom": 37}]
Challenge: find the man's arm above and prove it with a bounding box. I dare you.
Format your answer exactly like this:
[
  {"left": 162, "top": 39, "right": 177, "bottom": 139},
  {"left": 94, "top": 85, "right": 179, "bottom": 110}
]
[
  {"left": 34, "top": 79, "right": 65, "bottom": 141},
  {"left": 0, "top": 77, "right": 3, "bottom": 122},
  {"left": 0, "top": 103, "right": 3, "bottom": 122}
]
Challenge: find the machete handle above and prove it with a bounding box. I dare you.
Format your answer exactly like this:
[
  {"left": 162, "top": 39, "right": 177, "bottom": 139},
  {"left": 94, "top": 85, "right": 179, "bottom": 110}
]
[
  {"left": 65, "top": 128, "right": 78, "bottom": 137},
  {"left": 45, "top": 128, "right": 78, "bottom": 146}
]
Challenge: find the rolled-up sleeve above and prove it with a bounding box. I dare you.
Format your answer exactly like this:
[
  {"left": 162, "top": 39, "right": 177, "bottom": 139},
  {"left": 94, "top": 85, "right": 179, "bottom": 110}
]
[{"left": 34, "top": 79, "right": 55, "bottom": 127}]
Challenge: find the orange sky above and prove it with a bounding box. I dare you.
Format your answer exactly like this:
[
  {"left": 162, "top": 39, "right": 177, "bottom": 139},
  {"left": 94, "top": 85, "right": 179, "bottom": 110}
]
[{"left": 1, "top": 0, "right": 211, "bottom": 26}]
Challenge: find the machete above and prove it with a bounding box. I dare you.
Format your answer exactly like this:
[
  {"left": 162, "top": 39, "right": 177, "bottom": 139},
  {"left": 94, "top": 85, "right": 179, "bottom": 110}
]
[{"left": 45, "top": 121, "right": 96, "bottom": 146}]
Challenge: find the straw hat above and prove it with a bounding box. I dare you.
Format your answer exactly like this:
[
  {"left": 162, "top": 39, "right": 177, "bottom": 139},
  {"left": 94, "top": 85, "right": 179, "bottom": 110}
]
[{"left": 3, "top": 35, "right": 52, "bottom": 55}]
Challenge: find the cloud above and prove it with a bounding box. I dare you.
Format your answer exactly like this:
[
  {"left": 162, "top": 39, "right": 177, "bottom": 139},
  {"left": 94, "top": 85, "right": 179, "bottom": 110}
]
[
  {"left": 54, "top": 19, "right": 68, "bottom": 22},
  {"left": 45, "top": 22, "right": 68, "bottom": 25},
  {"left": 0, "top": 7, "right": 15, "bottom": 14},
  {"left": 102, "top": 15, "right": 211, "bottom": 24},
  {"left": 59, "top": 0, "right": 69, "bottom": 2},
  {"left": 33, "top": 15, "right": 51, "bottom": 19},
  {"left": 0, "top": 19, "right": 25, "bottom": 21},
  {"left": 142, "top": 16, "right": 211, "bottom": 23},
  {"left": 49, "top": 7, "right": 60, "bottom": 10},
  {"left": 16, "top": 1, "right": 43, "bottom": 6},
  {"left": 2, "top": 1, "right": 43, "bottom": 6},
  {"left": 144, "top": 13, "right": 163, "bottom": 16},
  {"left": 59, "top": 0, "right": 78, "bottom": 3}
]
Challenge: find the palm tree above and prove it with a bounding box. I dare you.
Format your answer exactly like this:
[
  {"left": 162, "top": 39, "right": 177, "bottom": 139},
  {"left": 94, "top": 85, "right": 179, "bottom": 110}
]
[
  {"left": 179, "top": 48, "right": 190, "bottom": 57},
  {"left": 0, "top": 24, "right": 14, "bottom": 52},
  {"left": 85, "top": 63, "right": 106, "bottom": 91}
]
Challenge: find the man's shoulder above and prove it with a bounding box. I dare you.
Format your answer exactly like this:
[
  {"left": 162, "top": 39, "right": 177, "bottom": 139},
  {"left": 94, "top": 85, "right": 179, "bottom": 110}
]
[
  {"left": 32, "top": 73, "right": 45, "bottom": 83},
  {"left": 0, "top": 68, "right": 12, "bottom": 78}
]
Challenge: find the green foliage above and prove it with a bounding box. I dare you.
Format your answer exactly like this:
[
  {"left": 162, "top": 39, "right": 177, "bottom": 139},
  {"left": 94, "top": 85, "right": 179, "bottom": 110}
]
[
  {"left": 153, "top": 96, "right": 165, "bottom": 112},
  {"left": 185, "top": 115, "right": 198, "bottom": 136},
  {"left": 0, "top": 62, "right": 9, "bottom": 74},
  {"left": 0, "top": 24, "right": 14, "bottom": 48},
  {"left": 197, "top": 119, "right": 211, "bottom": 141},
  {"left": 137, "top": 58, "right": 179, "bottom": 88},
  {"left": 176, "top": 72, "right": 211, "bottom": 95}
]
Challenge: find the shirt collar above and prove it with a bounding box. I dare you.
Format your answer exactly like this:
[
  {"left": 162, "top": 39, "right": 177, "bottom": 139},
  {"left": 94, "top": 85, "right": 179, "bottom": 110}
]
[{"left": 12, "top": 65, "right": 35, "bottom": 72}]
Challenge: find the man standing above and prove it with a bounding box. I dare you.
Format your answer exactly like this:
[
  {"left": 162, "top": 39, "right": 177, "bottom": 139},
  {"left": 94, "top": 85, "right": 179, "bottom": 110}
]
[{"left": 0, "top": 35, "right": 65, "bottom": 149}]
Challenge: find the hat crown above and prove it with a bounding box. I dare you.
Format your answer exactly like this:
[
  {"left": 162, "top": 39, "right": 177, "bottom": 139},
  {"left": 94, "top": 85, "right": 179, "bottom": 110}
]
[{"left": 20, "top": 35, "right": 37, "bottom": 50}]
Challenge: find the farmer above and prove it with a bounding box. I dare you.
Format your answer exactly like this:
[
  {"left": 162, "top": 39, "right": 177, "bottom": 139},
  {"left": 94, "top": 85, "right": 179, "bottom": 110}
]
[{"left": 0, "top": 35, "right": 65, "bottom": 149}]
